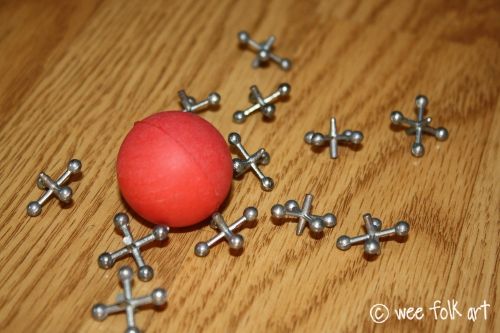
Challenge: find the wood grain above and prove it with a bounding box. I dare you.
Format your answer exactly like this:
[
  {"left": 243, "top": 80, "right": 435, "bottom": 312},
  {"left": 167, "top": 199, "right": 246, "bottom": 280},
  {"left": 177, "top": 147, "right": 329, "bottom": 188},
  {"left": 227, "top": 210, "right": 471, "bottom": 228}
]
[{"left": 0, "top": 0, "right": 498, "bottom": 332}]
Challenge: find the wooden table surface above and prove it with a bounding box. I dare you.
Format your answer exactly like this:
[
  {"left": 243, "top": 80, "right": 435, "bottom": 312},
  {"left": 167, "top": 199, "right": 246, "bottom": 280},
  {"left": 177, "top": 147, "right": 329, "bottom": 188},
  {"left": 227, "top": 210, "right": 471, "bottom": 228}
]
[{"left": 0, "top": 0, "right": 498, "bottom": 332}]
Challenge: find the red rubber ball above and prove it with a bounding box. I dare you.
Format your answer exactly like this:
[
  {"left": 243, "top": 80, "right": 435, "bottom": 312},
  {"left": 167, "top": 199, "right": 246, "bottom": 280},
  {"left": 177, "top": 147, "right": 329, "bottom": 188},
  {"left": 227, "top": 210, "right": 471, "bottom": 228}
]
[{"left": 117, "top": 111, "right": 233, "bottom": 227}]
